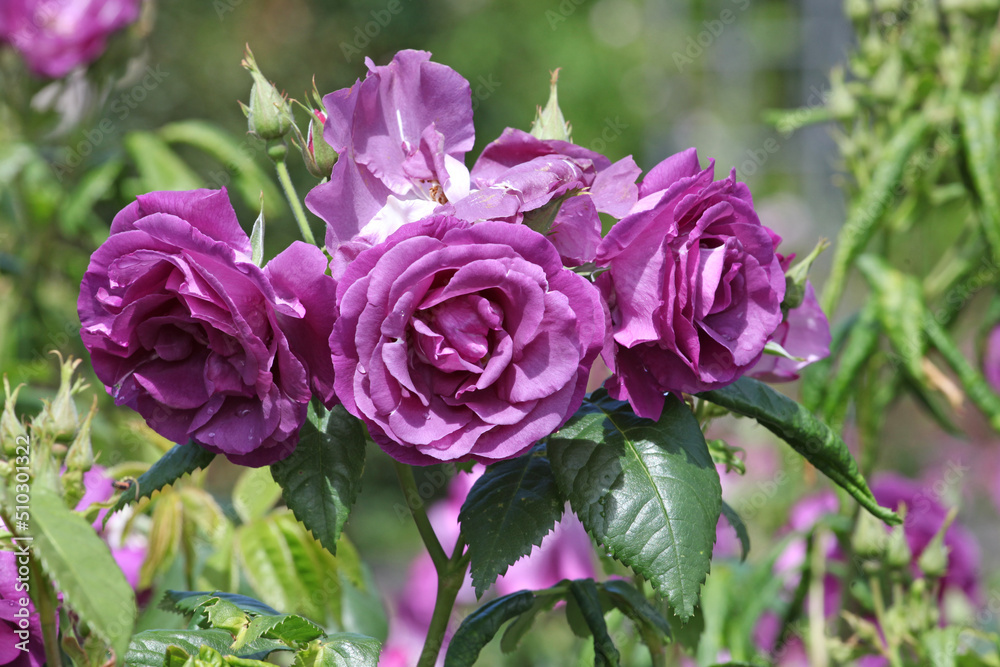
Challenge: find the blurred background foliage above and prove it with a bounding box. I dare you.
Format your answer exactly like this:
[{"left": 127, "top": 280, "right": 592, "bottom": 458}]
[{"left": 4, "top": 0, "right": 1000, "bottom": 664}]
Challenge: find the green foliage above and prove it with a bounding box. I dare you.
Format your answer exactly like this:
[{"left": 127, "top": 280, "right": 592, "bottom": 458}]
[
  {"left": 720, "top": 501, "right": 750, "bottom": 562},
  {"left": 107, "top": 441, "right": 216, "bottom": 520},
  {"left": 125, "top": 629, "right": 285, "bottom": 667},
  {"left": 30, "top": 485, "right": 136, "bottom": 663},
  {"left": 459, "top": 444, "right": 565, "bottom": 598},
  {"left": 698, "top": 377, "right": 900, "bottom": 525},
  {"left": 270, "top": 403, "right": 367, "bottom": 554},
  {"left": 548, "top": 391, "right": 721, "bottom": 619},
  {"left": 445, "top": 591, "right": 537, "bottom": 667}
]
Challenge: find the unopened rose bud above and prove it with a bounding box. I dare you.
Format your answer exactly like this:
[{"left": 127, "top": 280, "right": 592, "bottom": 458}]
[
  {"left": 530, "top": 69, "right": 572, "bottom": 142},
  {"left": 242, "top": 46, "right": 294, "bottom": 141},
  {"left": 35, "top": 353, "right": 83, "bottom": 437},
  {"left": 918, "top": 509, "right": 956, "bottom": 579},
  {"left": 304, "top": 109, "right": 337, "bottom": 178},
  {"left": 852, "top": 508, "right": 888, "bottom": 561},
  {"left": 1, "top": 378, "right": 27, "bottom": 456},
  {"left": 62, "top": 398, "right": 97, "bottom": 508}
]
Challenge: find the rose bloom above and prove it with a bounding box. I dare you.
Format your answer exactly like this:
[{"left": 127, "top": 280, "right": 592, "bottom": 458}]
[
  {"left": 985, "top": 325, "right": 1000, "bottom": 393},
  {"left": 750, "top": 281, "right": 830, "bottom": 382},
  {"left": 596, "top": 148, "right": 784, "bottom": 419},
  {"left": 78, "top": 189, "right": 336, "bottom": 466},
  {"left": 0, "top": 0, "right": 140, "bottom": 78},
  {"left": 0, "top": 552, "right": 44, "bottom": 667},
  {"left": 331, "top": 215, "right": 606, "bottom": 465}
]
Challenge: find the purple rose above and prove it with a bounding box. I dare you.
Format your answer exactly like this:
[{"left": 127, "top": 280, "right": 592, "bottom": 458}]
[
  {"left": 451, "top": 128, "right": 640, "bottom": 266},
  {"left": 75, "top": 467, "right": 148, "bottom": 591},
  {"left": 596, "top": 148, "right": 784, "bottom": 419},
  {"left": 306, "top": 50, "right": 475, "bottom": 276},
  {"left": 0, "top": 0, "right": 140, "bottom": 78},
  {"left": 751, "top": 281, "right": 831, "bottom": 382},
  {"left": 78, "top": 189, "right": 337, "bottom": 467},
  {"left": 0, "top": 552, "right": 44, "bottom": 667},
  {"left": 331, "top": 216, "right": 606, "bottom": 464}
]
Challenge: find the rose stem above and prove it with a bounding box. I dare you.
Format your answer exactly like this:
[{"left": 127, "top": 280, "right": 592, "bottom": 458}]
[
  {"left": 393, "top": 460, "right": 470, "bottom": 666},
  {"left": 268, "top": 141, "right": 317, "bottom": 246},
  {"left": 30, "top": 559, "right": 63, "bottom": 667}
]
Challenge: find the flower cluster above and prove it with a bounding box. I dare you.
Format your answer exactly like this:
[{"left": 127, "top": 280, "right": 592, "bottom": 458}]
[
  {"left": 0, "top": 0, "right": 140, "bottom": 78},
  {"left": 79, "top": 49, "right": 829, "bottom": 466}
]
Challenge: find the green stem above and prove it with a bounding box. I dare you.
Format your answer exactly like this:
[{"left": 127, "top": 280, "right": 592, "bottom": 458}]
[
  {"left": 393, "top": 460, "right": 448, "bottom": 573},
  {"left": 270, "top": 143, "right": 317, "bottom": 246},
  {"left": 29, "top": 558, "right": 63, "bottom": 667},
  {"left": 418, "top": 536, "right": 470, "bottom": 667}
]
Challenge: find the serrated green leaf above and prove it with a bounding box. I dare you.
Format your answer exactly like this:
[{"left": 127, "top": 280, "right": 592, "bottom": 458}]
[
  {"left": 235, "top": 511, "right": 344, "bottom": 625},
  {"left": 160, "top": 591, "right": 281, "bottom": 617},
  {"left": 291, "top": 634, "right": 381, "bottom": 667},
  {"left": 459, "top": 444, "right": 564, "bottom": 597},
  {"left": 569, "top": 579, "right": 619, "bottom": 666},
  {"left": 548, "top": 391, "right": 721, "bottom": 619},
  {"left": 233, "top": 467, "right": 282, "bottom": 524},
  {"left": 158, "top": 120, "right": 282, "bottom": 218},
  {"left": 444, "top": 591, "right": 536, "bottom": 667},
  {"left": 697, "top": 378, "right": 900, "bottom": 525},
  {"left": 203, "top": 597, "right": 249, "bottom": 635},
  {"left": 959, "top": 95, "right": 1000, "bottom": 265},
  {"left": 857, "top": 255, "right": 926, "bottom": 383},
  {"left": 107, "top": 441, "right": 215, "bottom": 522},
  {"left": 124, "top": 629, "right": 284, "bottom": 667},
  {"left": 30, "top": 486, "right": 135, "bottom": 663},
  {"left": 599, "top": 580, "right": 671, "bottom": 640},
  {"left": 720, "top": 501, "right": 750, "bottom": 562},
  {"left": 822, "top": 114, "right": 929, "bottom": 314},
  {"left": 270, "top": 404, "right": 366, "bottom": 555},
  {"left": 239, "top": 614, "right": 325, "bottom": 649},
  {"left": 124, "top": 131, "right": 205, "bottom": 194}
]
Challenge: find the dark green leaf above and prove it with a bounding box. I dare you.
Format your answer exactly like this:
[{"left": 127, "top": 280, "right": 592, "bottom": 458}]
[
  {"left": 124, "top": 629, "right": 284, "bottom": 667},
  {"left": 599, "top": 580, "right": 671, "bottom": 640},
  {"left": 548, "top": 391, "right": 721, "bottom": 619},
  {"left": 459, "top": 444, "right": 564, "bottom": 597},
  {"left": 160, "top": 591, "right": 280, "bottom": 617},
  {"left": 270, "top": 404, "right": 367, "bottom": 554},
  {"left": 697, "top": 378, "right": 900, "bottom": 525},
  {"left": 444, "top": 591, "right": 536, "bottom": 667},
  {"left": 822, "top": 114, "right": 929, "bottom": 314},
  {"left": 499, "top": 595, "right": 560, "bottom": 654},
  {"left": 720, "top": 501, "right": 750, "bottom": 562},
  {"left": 568, "top": 579, "right": 620, "bottom": 666},
  {"left": 30, "top": 486, "right": 135, "bottom": 663},
  {"left": 107, "top": 441, "right": 215, "bottom": 521}
]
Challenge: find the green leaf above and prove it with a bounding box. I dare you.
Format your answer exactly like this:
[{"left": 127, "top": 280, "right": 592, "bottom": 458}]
[
  {"left": 124, "top": 131, "right": 205, "bottom": 195},
  {"left": 125, "top": 629, "right": 285, "bottom": 667},
  {"left": 697, "top": 378, "right": 900, "bottom": 525},
  {"left": 239, "top": 614, "right": 325, "bottom": 649},
  {"left": 444, "top": 591, "right": 536, "bottom": 667},
  {"left": 270, "top": 403, "right": 367, "bottom": 555},
  {"left": 921, "top": 626, "right": 961, "bottom": 667},
  {"left": 720, "top": 501, "right": 750, "bottom": 562},
  {"left": 819, "top": 304, "right": 880, "bottom": 421},
  {"left": 959, "top": 95, "right": 1000, "bottom": 265},
  {"left": 599, "top": 580, "right": 671, "bottom": 640},
  {"left": 158, "top": 120, "right": 283, "bottom": 217},
  {"left": 160, "top": 591, "right": 280, "bottom": 617},
  {"left": 568, "top": 579, "right": 620, "bottom": 666},
  {"left": 499, "top": 594, "right": 560, "bottom": 654},
  {"left": 235, "top": 511, "right": 345, "bottom": 625},
  {"left": 107, "top": 441, "right": 215, "bottom": 522},
  {"left": 924, "top": 315, "right": 1000, "bottom": 433},
  {"left": 459, "top": 444, "right": 565, "bottom": 597},
  {"left": 290, "top": 634, "right": 382, "bottom": 667},
  {"left": 233, "top": 466, "right": 282, "bottom": 524},
  {"left": 856, "top": 255, "right": 926, "bottom": 383},
  {"left": 548, "top": 391, "right": 721, "bottom": 619},
  {"left": 30, "top": 486, "right": 136, "bottom": 663},
  {"left": 59, "top": 159, "right": 125, "bottom": 235},
  {"left": 822, "top": 114, "right": 930, "bottom": 314}
]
